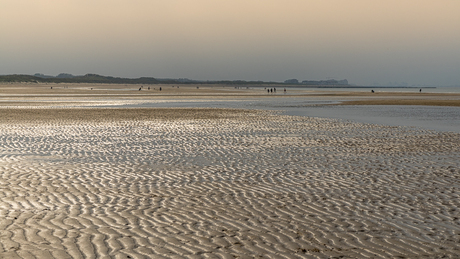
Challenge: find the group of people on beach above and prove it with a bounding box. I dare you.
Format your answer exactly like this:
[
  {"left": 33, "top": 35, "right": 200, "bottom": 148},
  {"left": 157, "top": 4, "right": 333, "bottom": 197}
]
[
  {"left": 137, "top": 86, "right": 161, "bottom": 91},
  {"left": 266, "top": 88, "right": 287, "bottom": 94}
]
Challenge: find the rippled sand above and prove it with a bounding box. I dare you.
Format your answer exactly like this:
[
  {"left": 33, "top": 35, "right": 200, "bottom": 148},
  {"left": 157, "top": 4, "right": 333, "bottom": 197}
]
[{"left": 1, "top": 108, "right": 459, "bottom": 258}]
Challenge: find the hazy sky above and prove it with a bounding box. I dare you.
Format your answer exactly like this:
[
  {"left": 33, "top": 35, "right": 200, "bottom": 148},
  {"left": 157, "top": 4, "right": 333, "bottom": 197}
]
[{"left": 1, "top": 0, "right": 459, "bottom": 85}]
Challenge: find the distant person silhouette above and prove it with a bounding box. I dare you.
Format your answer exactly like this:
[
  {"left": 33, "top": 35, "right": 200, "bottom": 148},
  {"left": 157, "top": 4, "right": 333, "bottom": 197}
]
[{"left": 420, "top": 89, "right": 422, "bottom": 93}]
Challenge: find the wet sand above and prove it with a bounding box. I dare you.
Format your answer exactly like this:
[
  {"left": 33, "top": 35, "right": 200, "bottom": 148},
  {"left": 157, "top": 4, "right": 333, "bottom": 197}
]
[
  {"left": 1, "top": 83, "right": 460, "bottom": 107},
  {"left": 0, "top": 84, "right": 459, "bottom": 258}
]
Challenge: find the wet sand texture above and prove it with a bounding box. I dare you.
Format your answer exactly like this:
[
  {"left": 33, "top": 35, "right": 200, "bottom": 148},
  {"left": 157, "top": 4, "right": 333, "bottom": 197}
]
[
  {"left": 0, "top": 108, "right": 459, "bottom": 258},
  {"left": 1, "top": 82, "right": 460, "bottom": 107}
]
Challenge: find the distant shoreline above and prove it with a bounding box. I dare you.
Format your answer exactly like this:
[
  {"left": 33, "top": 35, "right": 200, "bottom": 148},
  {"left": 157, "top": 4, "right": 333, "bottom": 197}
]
[
  {"left": 0, "top": 73, "right": 348, "bottom": 87},
  {"left": 1, "top": 75, "right": 448, "bottom": 89}
]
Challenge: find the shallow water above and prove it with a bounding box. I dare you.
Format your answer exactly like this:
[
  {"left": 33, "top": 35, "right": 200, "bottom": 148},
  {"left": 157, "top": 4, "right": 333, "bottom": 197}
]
[
  {"left": 280, "top": 104, "right": 460, "bottom": 133},
  {"left": 100, "top": 97, "right": 460, "bottom": 133},
  {"left": 282, "top": 85, "right": 460, "bottom": 94}
]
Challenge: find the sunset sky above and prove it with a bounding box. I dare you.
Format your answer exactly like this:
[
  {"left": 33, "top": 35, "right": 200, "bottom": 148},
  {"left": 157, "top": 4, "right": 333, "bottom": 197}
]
[{"left": 1, "top": 0, "right": 459, "bottom": 86}]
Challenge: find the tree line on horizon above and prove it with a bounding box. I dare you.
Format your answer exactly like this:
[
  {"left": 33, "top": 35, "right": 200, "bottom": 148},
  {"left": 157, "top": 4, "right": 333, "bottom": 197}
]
[{"left": 0, "top": 73, "right": 348, "bottom": 86}]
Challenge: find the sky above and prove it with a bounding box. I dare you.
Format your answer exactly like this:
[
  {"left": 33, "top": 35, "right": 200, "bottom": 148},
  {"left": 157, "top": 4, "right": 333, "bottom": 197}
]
[{"left": 1, "top": 0, "right": 460, "bottom": 86}]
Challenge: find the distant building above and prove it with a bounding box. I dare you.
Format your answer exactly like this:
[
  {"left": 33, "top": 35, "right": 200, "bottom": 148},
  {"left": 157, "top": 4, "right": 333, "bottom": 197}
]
[
  {"left": 301, "top": 79, "right": 348, "bottom": 86},
  {"left": 284, "top": 79, "right": 299, "bottom": 84},
  {"left": 34, "top": 73, "right": 54, "bottom": 78}
]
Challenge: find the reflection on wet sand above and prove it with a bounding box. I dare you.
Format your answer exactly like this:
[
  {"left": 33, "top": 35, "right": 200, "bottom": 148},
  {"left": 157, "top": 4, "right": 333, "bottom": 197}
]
[{"left": 0, "top": 84, "right": 459, "bottom": 258}]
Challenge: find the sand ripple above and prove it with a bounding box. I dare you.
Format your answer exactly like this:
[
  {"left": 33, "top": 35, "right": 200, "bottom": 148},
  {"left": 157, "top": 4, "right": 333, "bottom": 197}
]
[{"left": 0, "top": 108, "right": 459, "bottom": 258}]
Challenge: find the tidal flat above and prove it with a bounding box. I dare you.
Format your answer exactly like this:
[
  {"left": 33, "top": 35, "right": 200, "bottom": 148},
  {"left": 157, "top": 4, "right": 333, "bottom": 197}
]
[{"left": 0, "top": 84, "right": 459, "bottom": 258}]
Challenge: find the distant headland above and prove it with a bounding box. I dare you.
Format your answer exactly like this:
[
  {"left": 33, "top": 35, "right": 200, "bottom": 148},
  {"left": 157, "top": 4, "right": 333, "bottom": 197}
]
[{"left": 0, "top": 73, "right": 351, "bottom": 86}]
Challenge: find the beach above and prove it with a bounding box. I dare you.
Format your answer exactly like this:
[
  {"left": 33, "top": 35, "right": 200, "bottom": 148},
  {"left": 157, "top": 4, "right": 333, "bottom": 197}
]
[{"left": 0, "top": 84, "right": 459, "bottom": 258}]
